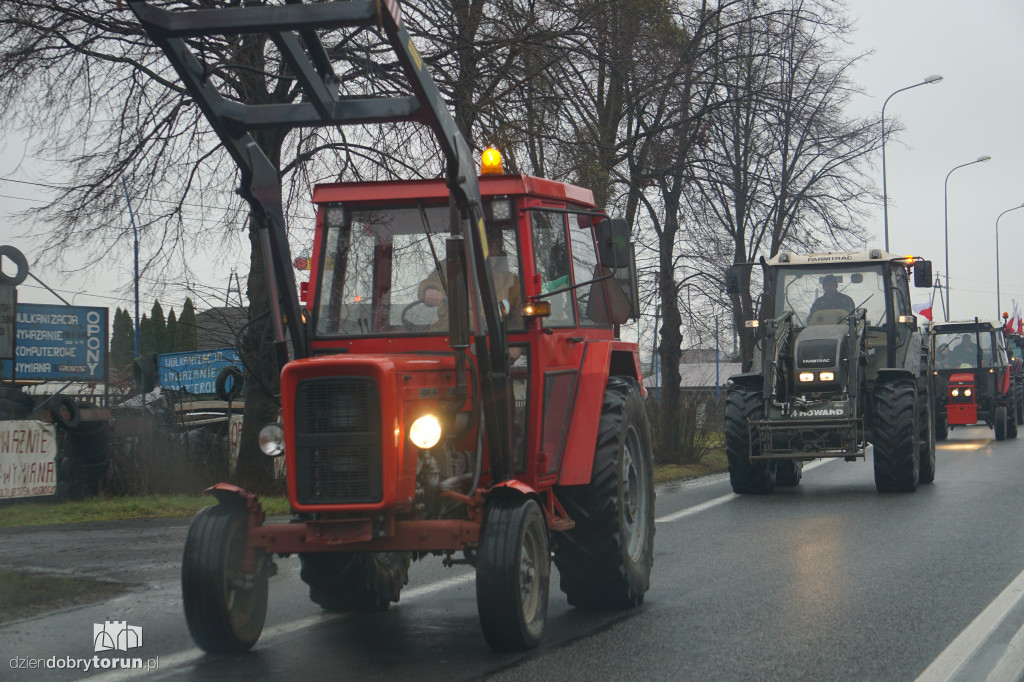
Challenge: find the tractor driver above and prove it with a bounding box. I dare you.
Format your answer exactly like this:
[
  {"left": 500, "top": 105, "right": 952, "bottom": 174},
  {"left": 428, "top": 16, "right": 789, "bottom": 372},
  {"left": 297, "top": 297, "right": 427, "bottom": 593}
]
[
  {"left": 953, "top": 333, "right": 978, "bottom": 367},
  {"left": 418, "top": 226, "right": 522, "bottom": 334},
  {"left": 809, "top": 274, "right": 855, "bottom": 318}
]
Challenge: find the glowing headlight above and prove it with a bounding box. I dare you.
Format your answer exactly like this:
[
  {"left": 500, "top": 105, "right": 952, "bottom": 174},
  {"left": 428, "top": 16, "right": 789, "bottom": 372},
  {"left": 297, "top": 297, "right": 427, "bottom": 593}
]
[
  {"left": 410, "top": 414, "right": 443, "bottom": 449},
  {"left": 819, "top": 372, "right": 835, "bottom": 382},
  {"left": 799, "top": 372, "right": 815, "bottom": 382},
  {"left": 964, "top": 388, "right": 972, "bottom": 397},
  {"left": 258, "top": 423, "right": 285, "bottom": 457},
  {"left": 951, "top": 388, "right": 959, "bottom": 397}
]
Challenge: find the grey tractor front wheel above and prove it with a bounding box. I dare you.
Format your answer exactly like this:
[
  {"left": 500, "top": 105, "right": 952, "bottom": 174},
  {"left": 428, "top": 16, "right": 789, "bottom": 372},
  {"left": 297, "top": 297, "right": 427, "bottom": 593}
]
[
  {"left": 873, "top": 381, "right": 920, "bottom": 493},
  {"left": 725, "top": 386, "right": 776, "bottom": 494}
]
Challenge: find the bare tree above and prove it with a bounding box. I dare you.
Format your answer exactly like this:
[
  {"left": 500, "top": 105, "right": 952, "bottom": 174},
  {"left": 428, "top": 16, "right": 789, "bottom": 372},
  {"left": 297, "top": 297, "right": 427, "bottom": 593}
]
[{"left": 692, "top": 0, "right": 880, "bottom": 366}]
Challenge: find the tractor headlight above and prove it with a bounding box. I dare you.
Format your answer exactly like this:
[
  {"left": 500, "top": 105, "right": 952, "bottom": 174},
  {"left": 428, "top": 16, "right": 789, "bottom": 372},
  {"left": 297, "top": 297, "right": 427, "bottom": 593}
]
[
  {"left": 258, "top": 423, "right": 285, "bottom": 457},
  {"left": 951, "top": 388, "right": 959, "bottom": 397},
  {"left": 798, "top": 372, "right": 815, "bottom": 382},
  {"left": 819, "top": 371, "right": 835, "bottom": 382},
  {"left": 410, "top": 414, "right": 443, "bottom": 449},
  {"left": 964, "top": 388, "right": 972, "bottom": 397}
]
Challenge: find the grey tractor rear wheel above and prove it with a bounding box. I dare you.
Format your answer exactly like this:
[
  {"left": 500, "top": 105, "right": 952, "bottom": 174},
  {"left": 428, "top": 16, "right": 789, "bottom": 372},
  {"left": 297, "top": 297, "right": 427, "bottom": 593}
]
[
  {"left": 776, "top": 459, "right": 803, "bottom": 487},
  {"left": 552, "top": 376, "right": 654, "bottom": 609},
  {"left": 476, "top": 496, "right": 550, "bottom": 651},
  {"left": 873, "top": 380, "right": 920, "bottom": 493},
  {"left": 299, "top": 551, "right": 410, "bottom": 612},
  {"left": 182, "top": 504, "right": 269, "bottom": 653},
  {"left": 725, "top": 386, "right": 776, "bottom": 494}
]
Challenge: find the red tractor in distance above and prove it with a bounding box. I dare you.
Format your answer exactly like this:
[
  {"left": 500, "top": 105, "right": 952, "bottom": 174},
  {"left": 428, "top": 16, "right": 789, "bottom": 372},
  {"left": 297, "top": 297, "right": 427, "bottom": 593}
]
[
  {"left": 931, "top": 319, "right": 1018, "bottom": 440},
  {"left": 129, "top": 0, "right": 654, "bottom": 653}
]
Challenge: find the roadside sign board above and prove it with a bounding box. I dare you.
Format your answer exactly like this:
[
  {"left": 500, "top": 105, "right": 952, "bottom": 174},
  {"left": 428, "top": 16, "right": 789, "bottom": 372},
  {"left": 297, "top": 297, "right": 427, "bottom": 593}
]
[
  {"left": 0, "top": 420, "right": 57, "bottom": 499},
  {"left": 158, "top": 347, "right": 239, "bottom": 395},
  {"left": 0, "top": 285, "right": 14, "bottom": 359},
  {"left": 0, "top": 303, "right": 108, "bottom": 381}
]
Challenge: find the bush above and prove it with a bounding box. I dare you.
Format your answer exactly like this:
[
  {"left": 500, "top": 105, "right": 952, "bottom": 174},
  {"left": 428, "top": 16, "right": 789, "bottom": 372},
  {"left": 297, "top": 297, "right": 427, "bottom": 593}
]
[{"left": 646, "top": 390, "right": 724, "bottom": 466}]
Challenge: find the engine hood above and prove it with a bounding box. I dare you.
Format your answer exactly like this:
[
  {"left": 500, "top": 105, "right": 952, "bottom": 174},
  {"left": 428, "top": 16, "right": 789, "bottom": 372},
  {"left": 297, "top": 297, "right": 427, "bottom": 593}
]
[{"left": 794, "top": 324, "right": 849, "bottom": 370}]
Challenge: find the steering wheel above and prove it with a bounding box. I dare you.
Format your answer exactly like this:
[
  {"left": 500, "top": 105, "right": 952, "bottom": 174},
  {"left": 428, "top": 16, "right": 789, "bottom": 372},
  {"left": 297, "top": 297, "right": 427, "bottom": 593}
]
[{"left": 401, "top": 300, "right": 433, "bottom": 332}]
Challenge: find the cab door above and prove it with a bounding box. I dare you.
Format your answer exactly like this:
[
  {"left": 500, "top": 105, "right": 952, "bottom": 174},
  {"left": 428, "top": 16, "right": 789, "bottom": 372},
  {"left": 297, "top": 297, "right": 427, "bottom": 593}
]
[{"left": 525, "top": 207, "right": 613, "bottom": 478}]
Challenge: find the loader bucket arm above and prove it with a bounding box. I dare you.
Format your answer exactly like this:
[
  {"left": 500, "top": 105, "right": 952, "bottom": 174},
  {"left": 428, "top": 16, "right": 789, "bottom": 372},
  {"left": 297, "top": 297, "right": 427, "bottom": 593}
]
[{"left": 127, "top": 0, "right": 514, "bottom": 481}]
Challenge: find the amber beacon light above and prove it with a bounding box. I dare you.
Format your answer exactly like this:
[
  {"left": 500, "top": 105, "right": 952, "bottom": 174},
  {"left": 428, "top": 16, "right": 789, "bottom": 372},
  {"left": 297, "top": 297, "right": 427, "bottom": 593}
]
[{"left": 481, "top": 146, "right": 504, "bottom": 174}]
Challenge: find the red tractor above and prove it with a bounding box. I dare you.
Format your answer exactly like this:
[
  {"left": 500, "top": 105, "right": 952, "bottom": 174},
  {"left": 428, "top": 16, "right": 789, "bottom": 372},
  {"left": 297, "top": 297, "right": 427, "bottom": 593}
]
[
  {"left": 130, "top": 0, "right": 654, "bottom": 652},
  {"left": 931, "top": 319, "right": 1018, "bottom": 440}
]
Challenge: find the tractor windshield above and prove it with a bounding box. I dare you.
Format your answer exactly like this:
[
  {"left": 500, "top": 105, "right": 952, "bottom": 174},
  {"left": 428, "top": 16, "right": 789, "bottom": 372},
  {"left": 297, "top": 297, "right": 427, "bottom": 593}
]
[
  {"left": 933, "top": 329, "right": 995, "bottom": 369},
  {"left": 774, "top": 265, "right": 888, "bottom": 328},
  {"left": 314, "top": 199, "right": 522, "bottom": 338}
]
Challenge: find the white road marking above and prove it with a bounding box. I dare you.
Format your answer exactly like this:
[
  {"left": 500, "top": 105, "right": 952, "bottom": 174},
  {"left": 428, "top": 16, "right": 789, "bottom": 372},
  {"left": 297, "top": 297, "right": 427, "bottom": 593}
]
[
  {"left": 915, "top": 565, "right": 1024, "bottom": 682},
  {"left": 86, "top": 572, "right": 476, "bottom": 681},
  {"left": 654, "top": 458, "right": 836, "bottom": 524},
  {"left": 984, "top": 618, "right": 1024, "bottom": 682},
  {"left": 91, "top": 457, "right": 847, "bottom": 679}
]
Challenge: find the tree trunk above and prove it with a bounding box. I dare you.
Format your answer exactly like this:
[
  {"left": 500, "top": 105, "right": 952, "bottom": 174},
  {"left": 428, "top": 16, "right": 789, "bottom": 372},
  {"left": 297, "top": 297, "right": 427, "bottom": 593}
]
[{"left": 656, "top": 189, "right": 684, "bottom": 460}]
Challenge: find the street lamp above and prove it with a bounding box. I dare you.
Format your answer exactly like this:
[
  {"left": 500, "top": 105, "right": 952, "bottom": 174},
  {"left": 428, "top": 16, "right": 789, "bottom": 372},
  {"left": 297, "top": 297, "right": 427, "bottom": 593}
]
[
  {"left": 996, "top": 203, "right": 1024, "bottom": 320},
  {"left": 881, "top": 74, "right": 943, "bottom": 252},
  {"left": 944, "top": 155, "right": 992, "bottom": 319}
]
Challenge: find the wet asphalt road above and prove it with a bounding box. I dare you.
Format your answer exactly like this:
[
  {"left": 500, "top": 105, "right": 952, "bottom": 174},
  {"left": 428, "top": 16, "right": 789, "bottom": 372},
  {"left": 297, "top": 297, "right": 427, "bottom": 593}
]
[{"left": 3, "top": 425, "right": 1024, "bottom": 681}]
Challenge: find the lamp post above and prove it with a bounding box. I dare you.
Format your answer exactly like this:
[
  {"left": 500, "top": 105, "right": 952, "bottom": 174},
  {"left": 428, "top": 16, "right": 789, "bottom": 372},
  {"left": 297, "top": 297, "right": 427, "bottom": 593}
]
[
  {"left": 996, "top": 203, "right": 1024, "bottom": 320},
  {"left": 944, "top": 155, "right": 991, "bottom": 319},
  {"left": 881, "top": 74, "right": 943, "bottom": 252}
]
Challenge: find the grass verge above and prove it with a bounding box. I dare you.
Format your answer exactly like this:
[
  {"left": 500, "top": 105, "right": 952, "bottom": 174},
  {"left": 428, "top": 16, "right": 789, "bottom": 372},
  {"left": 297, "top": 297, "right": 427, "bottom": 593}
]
[
  {"left": 0, "top": 494, "right": 292, "bottom": 529},
  {"left": 0, "top": 456, "right": 728, "bottom": 528},
  {"left": 0, "top": 570, "right": 128, "bottom": 624},
  {"left": 653, "top": 448, "right": 728, "bottom": 485}
]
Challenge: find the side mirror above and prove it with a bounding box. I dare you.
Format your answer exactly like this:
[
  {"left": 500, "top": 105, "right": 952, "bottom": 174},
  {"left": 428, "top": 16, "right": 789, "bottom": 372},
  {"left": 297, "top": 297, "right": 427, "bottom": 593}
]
[
  {"left": 914, "top": 260, "right": 933, "bottom": 288},
  {"left": 725, "top": 267, "right": 742, "bottom": 295},
  {"left": 594, "top": 218, "right": 631, "bottom": 267}
]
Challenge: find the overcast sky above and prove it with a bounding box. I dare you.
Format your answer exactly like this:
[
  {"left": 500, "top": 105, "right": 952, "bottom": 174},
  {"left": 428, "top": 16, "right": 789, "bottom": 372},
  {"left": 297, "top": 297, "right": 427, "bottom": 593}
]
[{"left": 0, "top": 0, "right": 1022, "bottom": 326}]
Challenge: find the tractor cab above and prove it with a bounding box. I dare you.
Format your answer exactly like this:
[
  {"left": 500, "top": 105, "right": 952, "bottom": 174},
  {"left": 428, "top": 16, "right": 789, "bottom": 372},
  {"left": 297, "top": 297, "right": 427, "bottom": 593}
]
[
  {"left": 762, "top": 250, "right": 928, "bottom": 384},
  {"left": 930, "top": 320, "right": 1018, "bottom": 440}
]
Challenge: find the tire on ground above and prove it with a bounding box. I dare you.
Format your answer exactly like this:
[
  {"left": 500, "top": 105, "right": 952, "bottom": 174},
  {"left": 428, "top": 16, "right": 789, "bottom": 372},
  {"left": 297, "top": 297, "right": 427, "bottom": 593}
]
[
  {"left": 872, "top": 380, "right": 920, "bottom": 493},
  {"left": 995, "top": 404, "right": 1008, "bottom": 441},
  {"left": 299, "top": 551, "right": 410, "bottom": 612},
  {"left": 724, "top": 385, "right": 776, "bottom": 494},
  {"left": 476, "top": 495, "right": 550, "bottom": 651},
  {"left": 551, "top": 376, "right": 654, "bottom": 610},
  {"left": 935, "top": 413, "right": 948, "bottom": 441},
  {"left": 182, "top": 504, "right": 268, "bottom": 653}
]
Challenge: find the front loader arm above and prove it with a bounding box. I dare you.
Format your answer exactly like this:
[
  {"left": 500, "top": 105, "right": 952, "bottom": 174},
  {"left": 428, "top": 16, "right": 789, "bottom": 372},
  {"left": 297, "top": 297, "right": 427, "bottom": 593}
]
[{"left": 128, "top": 0, "right": 514, "bottom": 480}]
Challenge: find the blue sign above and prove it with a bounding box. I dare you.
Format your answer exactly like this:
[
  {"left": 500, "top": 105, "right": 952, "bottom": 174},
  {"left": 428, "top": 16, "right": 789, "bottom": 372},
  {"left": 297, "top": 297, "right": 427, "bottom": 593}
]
[
  {"left": 1, "top": 303, "right": 108, "bottom": 381},
  {"left": 159, "top": 348, "right": 239, "bottom": 395}
]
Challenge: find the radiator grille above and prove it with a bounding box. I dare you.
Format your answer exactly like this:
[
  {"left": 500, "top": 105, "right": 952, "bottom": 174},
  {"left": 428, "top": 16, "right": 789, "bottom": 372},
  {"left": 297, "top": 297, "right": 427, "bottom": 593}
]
[{"left": 294, "top": 377, "right": 382, "bottom": 504}]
